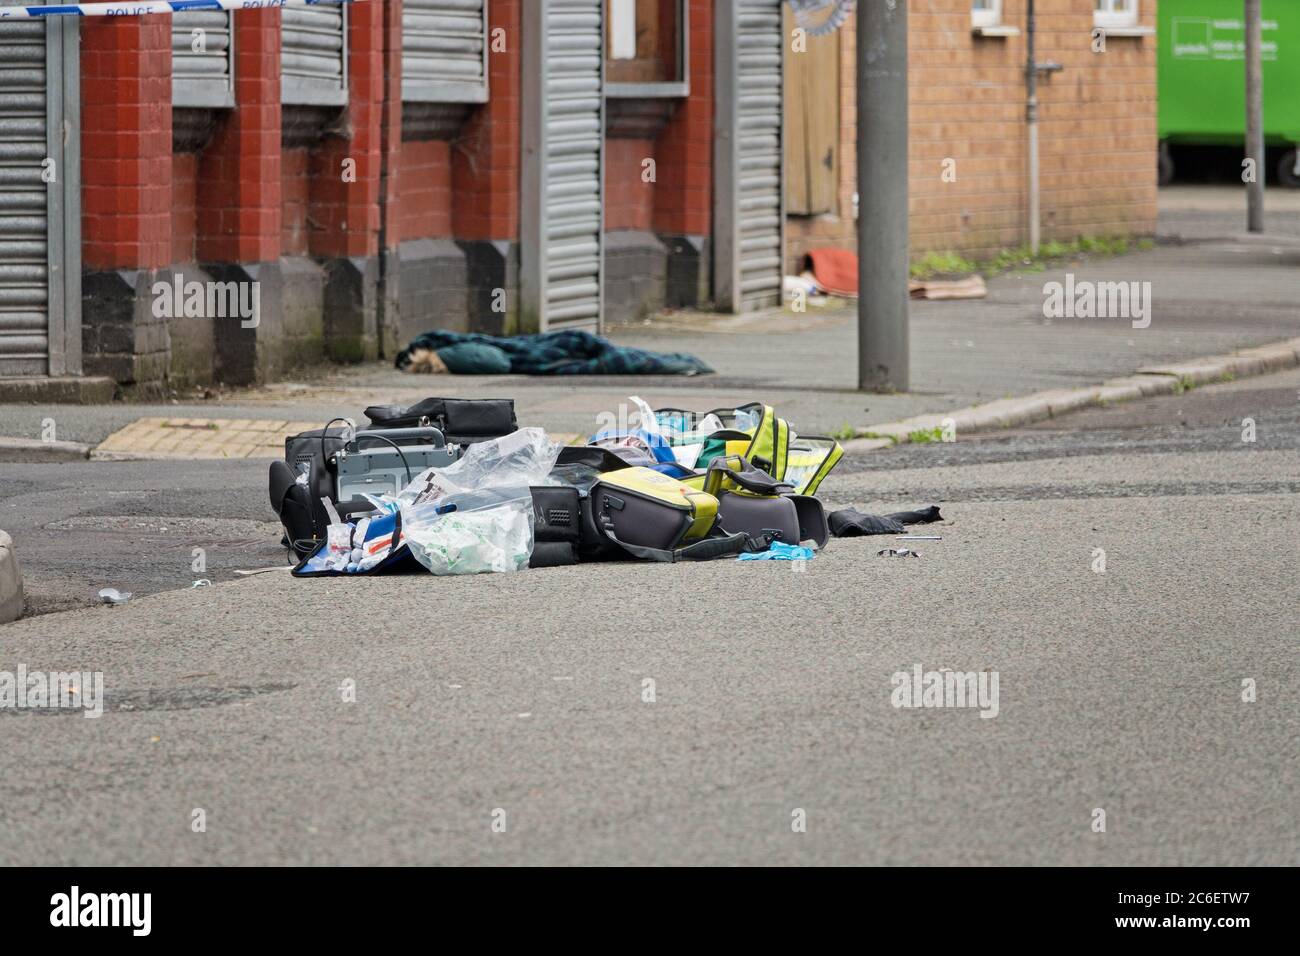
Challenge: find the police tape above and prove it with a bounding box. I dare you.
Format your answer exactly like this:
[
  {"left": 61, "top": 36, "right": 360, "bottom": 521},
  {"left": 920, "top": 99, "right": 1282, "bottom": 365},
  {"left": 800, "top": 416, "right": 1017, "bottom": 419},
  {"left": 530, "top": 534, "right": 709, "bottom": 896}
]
[{"left": 0, "top": 0, "right": 356, "bottom": 20}]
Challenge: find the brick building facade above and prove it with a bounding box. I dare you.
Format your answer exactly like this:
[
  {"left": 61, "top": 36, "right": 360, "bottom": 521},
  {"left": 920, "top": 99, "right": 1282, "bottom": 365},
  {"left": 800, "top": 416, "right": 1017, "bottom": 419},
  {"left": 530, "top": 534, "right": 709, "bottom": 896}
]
[
  {"left": 71, "top": 0, "right": 726, "bottom": 390},
  {"left": 0, "top": 1, "right": 1158, "bottom": 390},
  {"left": 786, "top": 0, "right": 1158, "bottom": 273}
]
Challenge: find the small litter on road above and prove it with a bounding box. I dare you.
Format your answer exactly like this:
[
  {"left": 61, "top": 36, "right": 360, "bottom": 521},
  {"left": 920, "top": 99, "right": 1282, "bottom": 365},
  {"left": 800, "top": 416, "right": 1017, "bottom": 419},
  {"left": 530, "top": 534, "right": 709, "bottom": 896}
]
[
  {"left": 784, "top": 274, "right": 831, "bottom": 308},
  {"left": 897, "top": 535, "right": 942, "bottom": 541},
  {"left": 802, "top": 248, "right": 859, "bottom": 298},
  {"left": 909, "top": 276, "right": 987, "bottom": 300},
  {"left": 97, "top": 588, "right": 131, "bottom": 605},
  {"left": 877, "top": 548, "right": 921, "bottom": 559},
  {"left": 737, "top": 541, "right": 816, "bottom": 562}
]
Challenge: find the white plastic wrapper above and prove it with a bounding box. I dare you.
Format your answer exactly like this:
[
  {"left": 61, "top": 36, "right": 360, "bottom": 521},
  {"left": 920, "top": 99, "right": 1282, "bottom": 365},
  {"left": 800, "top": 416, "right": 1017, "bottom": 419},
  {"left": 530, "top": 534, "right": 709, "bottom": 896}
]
[{"left": 396, "top": 428, "right": 560, "bottom": 575}]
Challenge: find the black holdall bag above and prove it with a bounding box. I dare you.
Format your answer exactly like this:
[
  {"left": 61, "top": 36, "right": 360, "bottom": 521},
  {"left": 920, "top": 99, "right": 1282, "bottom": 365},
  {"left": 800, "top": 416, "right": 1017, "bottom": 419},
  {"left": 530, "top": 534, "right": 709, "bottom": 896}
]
[
  {"left": 277, "top": 424, "right": 453, "bottom": 534},
  {"left": 271, "top": 425, "right": 405, "bottom": 559},
  {"left": 270, "top": 398, "right": 514, "bottom": 559},
  {"left": 269, "top": 457, "right": 378, "bottom": 560},
  {"left": 275, "top": 424, "right": 356, "bottom": 554},
  {"left": 363, "top": 398, "right": 517, "bottom": 446}
]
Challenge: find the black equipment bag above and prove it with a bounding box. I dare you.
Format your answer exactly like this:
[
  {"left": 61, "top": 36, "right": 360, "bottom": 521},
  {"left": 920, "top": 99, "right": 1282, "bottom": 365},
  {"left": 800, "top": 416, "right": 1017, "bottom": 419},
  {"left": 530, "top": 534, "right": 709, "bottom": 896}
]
[
  {"left": 548, "top": 446, "right": 636, "bottom": 562},
  {"left": 269, "top": 459, "right": 377, "bottom": 559},
  {"left": 363, "top": 398, "right": 517, "bottom": 445},
  {"left": 273, "top": 420, "right": 463, "bottom": 559},
  {"left": 528, "top": 485, "right": 582, "bottom": 568},
  {"left": 279, "top": 425, "right": 351, "bottom": 549}
]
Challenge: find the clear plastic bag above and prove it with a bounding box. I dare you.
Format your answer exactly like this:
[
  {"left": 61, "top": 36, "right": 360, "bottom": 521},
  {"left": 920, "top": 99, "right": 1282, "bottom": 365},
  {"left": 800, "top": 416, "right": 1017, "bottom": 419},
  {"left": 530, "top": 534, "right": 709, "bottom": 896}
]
[
  {"left": 402, "top": 489, "right": 536, "bottom": 575},
  {"left": 629, "top": 396, "right": 662, "bottom": 437},
  {"left": 397, "top": 426, "right": 559, "bottom": 506},
  {"left": 733, "top": 407, "right": 761, "bottom": 432},
  {"left": 396, "top": 428, "right": 560, "bottom": 575}
]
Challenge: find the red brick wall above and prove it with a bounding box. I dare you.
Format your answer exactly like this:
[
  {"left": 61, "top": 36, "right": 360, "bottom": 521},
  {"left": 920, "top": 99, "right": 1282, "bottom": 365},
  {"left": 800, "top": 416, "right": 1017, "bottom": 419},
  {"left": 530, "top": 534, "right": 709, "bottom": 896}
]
[
  {"left": 788, "top": 1, "right": 1158, "bottom": 268},
  {"left": 310, "top": 0, "right": 385, "bottom": 259},
  {"left": 395, "top": 140, "right": 453, "bottom": 243},
  {"left": 380, "top": 0, "right": 405, "bottom": 255},
  {"left": 1034, "top": 1, "right": 1158, "bottom": 243},
  {"left": 196, "top": 10, "right": 282, "bottom": 264},
  {"left": 605, "top": 138, "right": 656, "bottom": 232},
  {"left": 653, "top": 0, "right": 713, "bottom": 237},
  {"left": 281, "top": 147, "right": 311, "bottom": 258},
  {"left": 81, "top": 17, "right": 172, "bottom": 271},
  {"left": 454, "top": 0, "right": 521, "bottom": 240},
  {"left": 910, "top": 0, "right": 1157, "bottom": 256},
  {"left": 171, "top": 153, "right": 198, "bottom": 265}
]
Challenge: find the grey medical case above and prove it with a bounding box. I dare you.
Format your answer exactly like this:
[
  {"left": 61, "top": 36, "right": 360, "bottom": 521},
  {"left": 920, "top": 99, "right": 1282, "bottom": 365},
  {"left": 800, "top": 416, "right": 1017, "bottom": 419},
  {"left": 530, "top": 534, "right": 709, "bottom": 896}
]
[{"left": 335, "top": 427, "right": 459, "bottom": 501}]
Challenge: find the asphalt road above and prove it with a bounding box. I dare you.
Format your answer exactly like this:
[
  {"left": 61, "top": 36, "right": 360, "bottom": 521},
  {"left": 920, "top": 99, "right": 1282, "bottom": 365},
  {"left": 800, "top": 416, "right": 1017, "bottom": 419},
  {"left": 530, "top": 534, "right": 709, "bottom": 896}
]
[{"left": 0, "top": 369, "right": 1295, "bottom": 865}]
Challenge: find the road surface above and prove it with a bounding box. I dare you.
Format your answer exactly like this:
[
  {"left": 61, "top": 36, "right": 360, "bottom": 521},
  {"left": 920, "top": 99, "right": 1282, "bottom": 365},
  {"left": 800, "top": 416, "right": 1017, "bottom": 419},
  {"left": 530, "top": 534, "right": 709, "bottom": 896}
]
[{"left": 1, "top": 368, "right": 1295, "bottom": 865}]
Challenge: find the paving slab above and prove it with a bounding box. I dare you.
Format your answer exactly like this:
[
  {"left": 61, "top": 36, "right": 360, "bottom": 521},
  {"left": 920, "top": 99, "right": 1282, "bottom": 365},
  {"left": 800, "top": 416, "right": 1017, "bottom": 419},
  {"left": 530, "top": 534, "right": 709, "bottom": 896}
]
[{"left": 91, "top": 417, "right": 322, "bottom": 461}]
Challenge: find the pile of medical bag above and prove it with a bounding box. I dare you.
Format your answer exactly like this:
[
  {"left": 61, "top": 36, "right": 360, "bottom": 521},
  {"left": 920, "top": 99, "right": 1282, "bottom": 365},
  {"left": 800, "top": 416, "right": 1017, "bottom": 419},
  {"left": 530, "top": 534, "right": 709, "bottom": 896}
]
[{"left": 268, "top": 396, "right": 845, "bottom": 577}]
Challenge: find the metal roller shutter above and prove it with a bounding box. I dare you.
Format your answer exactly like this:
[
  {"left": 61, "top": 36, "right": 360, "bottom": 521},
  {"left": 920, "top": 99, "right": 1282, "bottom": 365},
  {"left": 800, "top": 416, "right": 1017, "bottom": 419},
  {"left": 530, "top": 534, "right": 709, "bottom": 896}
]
[
  {"left": 403, "top": 0, "right": 490, "bottom": 103},
  {"left": 172, "top": 11, "right": 235, "bottom": 108},
  {"left": 714, "top": 0, "right": 785, "bottom": 313},
  {"left": 521, "top": 0, "right": 604, "bottom": 332},
  {"left": 0, "top": 18, "right": 51, "bottom": 375},
  {"left": 282, "top": 6, "right": 348, "bottom": 106}
]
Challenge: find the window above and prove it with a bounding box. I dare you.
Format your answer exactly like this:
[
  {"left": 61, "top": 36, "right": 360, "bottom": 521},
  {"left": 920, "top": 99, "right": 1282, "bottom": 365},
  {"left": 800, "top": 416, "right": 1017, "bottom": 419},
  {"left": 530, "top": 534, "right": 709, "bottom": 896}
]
[
  {"left": 1094, "top": 0, "right": 1139, "bottom": 30},
  {"left": 605, "top": 0, "right": 688, "bottom": 97},
  {"left": 971, "top": 0, "right": 1001, "bottom": 30}
]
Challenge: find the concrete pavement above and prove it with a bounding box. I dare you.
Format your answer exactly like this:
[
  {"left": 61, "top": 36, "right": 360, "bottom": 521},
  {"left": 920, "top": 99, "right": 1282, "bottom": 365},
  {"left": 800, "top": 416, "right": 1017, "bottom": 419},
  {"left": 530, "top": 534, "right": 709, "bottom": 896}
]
[
  {"left": 0, "top": 367, "right": 1296, "bottom": 865},
  {"left": 1158, "top": 184, "right": 1300, "bottom": 241},
  {"left": 849, "top": 335, "right": 1300, "bottom": 447}
]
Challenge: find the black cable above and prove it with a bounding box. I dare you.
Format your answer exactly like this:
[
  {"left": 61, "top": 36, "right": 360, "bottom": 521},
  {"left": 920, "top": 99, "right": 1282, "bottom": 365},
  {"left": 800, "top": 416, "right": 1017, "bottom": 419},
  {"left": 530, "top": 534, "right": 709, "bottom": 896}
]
[
  {"left": 321, "top": 417, "right": 353, "bottom": 471},
  {"left": 288, "top": 539, "right": 320, "bottom": 565}
]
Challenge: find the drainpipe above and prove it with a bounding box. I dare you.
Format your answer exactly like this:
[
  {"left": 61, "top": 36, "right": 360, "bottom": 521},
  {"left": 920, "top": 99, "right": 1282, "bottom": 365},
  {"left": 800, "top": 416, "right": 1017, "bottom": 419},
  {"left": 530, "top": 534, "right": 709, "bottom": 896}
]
[
  {"left": 1026, "top": 0, "right": 1040, "bottom": 254},
  {"left": 1245, "top": 0, "right": 1265, "bottom": 233}
]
